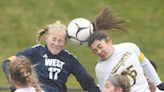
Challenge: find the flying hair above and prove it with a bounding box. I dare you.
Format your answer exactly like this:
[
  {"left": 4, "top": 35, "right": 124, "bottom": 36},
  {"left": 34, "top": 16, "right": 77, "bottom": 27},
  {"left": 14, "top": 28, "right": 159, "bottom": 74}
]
[{"left": 91, "top": 6, "right": 126, "bottom": 32}]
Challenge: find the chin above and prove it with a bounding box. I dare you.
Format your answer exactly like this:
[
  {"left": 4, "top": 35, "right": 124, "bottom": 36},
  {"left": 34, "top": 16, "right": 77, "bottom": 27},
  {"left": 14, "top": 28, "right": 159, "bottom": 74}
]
[{"left": 51, "top": 50, "right": 60, "bottom": 55}]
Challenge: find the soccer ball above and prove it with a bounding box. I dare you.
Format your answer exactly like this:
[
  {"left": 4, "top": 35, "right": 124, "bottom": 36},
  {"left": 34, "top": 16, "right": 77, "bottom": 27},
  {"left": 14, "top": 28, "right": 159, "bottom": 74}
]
[{"left": 67, "top": 18, "right": 94, "bottom": 45}]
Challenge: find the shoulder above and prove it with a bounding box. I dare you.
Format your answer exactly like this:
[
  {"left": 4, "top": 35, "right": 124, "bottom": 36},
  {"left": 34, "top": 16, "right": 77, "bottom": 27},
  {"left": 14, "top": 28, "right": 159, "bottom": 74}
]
[
  {"left": 63, "top": 50, "right": 79, "bottom": 61},
  {"left": 16, "top": 44, "right": 46, "bottom": 56},
  {"left": 119, "top": 42, "right": 138, "bottom": 47},
  {"left": 116, "top": 42, "right": 139, "bottom": 49},
  {"left": 28, "top": 44, "right": 46, "bottom": 52},
  {"left": 64, "top": 50, "right": 78, "bottom": 58},
  {"left": 31, "top": 44, "right": 45, "bottom": 49}
]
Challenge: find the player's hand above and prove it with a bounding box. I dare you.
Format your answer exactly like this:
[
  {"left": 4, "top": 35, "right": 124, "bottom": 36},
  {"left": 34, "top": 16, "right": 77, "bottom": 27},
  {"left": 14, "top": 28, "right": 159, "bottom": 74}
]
[
  {"left": 157, "top": 82, "right": 164, "bottom": 91},
  {"left": 10, "top": 86, "right": 16, "bottom": 92}
]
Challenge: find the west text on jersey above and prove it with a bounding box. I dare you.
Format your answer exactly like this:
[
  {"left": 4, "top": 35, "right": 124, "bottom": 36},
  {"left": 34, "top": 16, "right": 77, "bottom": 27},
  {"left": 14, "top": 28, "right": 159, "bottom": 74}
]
[{"left": 45, "top": 59, "right": 65, "bottom": 69}]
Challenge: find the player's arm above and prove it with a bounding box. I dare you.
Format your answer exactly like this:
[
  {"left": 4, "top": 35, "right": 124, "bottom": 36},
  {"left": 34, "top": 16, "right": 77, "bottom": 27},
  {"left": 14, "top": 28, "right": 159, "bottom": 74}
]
[
  {"left": 2, "top": 55, "right": 18, "bottom": 80},
  {"left": 2, "top": 55, "right": 17, "bottom": 92},
  {"left": 70, "top": 57, "right": 100, "bottom": 92},
  {"left": 2, "top": 45, "right": 39, "bottom": 92},
  {"left": 130, "top": 43, "right": 164, "bottom": 90},
  {"left": 2, "top": 45, "right": 36, "bottom": 77},
  {"left": 139, "top": 53, "right": 164, "bottom": 90},
  {"left": 140, "top": 54, "right": 161, "bottom": 86},
  {"left": 2, "top": 46, "right": 40, "bottom": 82}
]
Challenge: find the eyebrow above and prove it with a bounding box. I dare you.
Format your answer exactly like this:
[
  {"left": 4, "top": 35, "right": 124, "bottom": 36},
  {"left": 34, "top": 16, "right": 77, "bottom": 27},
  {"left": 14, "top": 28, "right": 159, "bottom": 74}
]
[
  {"left": 92, "top": 43, "right": 100, "bottom": 53},
  {"left": 97, "top": 44, "right": 101, "bottom": 48}
]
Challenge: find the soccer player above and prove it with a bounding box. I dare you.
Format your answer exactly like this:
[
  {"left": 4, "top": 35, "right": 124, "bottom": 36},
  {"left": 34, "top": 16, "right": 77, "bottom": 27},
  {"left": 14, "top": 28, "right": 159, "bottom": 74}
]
[
  {"left": 2, "top": 21, "right": 100, "bottom": 92},
  {"left": 9, "top": 55, "right": 44, "bottom": 92},
  {"left": 88, "top": 7, "right": 164, "bottom": 92},
  {"left": 102, "top": 71, "right": 131, "bottom": 92},
  {"left": 146, "top": 60, "right": 164, "bottom": 92}
]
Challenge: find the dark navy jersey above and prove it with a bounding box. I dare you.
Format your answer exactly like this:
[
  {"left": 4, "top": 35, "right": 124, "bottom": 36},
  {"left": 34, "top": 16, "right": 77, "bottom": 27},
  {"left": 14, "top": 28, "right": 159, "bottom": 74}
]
[{"left": 14, "top": 44, "right": 98, "bottom": 92}]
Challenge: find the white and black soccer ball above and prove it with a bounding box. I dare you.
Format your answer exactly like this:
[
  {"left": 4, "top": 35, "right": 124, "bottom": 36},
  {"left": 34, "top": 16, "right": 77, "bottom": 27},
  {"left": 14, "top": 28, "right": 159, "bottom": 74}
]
[{"left": 67, "top": 18, "right": 94, "bottom": 45}]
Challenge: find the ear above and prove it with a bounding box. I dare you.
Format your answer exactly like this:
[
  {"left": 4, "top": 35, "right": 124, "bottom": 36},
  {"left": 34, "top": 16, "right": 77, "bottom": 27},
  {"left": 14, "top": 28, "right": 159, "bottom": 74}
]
[{"left": 106, "top": 38, "right": 112, "bottom": 45}]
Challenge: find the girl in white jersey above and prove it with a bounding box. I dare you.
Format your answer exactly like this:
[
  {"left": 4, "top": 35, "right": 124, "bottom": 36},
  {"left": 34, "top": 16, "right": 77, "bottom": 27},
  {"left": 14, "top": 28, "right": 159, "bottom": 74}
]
[
  {"left": 87, "top": 7, "right": 163, "bottom": 92},
  {"left": 9, "top": 56, "right": 44, "bottom": 92}
]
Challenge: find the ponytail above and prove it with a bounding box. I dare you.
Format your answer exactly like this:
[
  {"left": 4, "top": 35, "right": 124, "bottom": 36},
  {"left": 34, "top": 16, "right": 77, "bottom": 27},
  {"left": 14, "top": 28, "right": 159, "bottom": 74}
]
[
  {"left": 91, "top": 7, "right": 126, "bottom": 32},
  {"left": 36, "top": 25, "right": 49, "bottom": 44},
  {"left": 88, "top": 6, "right": 127, "bottom": 47}
]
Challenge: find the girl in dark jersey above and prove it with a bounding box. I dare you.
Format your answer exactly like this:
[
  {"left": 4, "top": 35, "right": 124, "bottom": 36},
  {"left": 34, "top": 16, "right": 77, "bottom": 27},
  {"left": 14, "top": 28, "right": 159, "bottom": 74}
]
[{"left": 2, "top": 21, "right": 100, "bottom": 92}]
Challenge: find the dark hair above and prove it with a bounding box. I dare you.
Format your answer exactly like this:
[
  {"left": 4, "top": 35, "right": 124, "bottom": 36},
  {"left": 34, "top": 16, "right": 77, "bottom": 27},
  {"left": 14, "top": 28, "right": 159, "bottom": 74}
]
[
  {"left": 88, "top": 6, "right": 126, "bottom": 47},
  {"left": 88, "top": 31, "right": 109, "bottom": 47},
  {"left": 91, "top": 7, "right": 126, "bottom": 32}
]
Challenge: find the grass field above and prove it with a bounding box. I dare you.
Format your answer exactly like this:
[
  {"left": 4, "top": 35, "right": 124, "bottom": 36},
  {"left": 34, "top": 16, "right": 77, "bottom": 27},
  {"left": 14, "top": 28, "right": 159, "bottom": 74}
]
[{"left": 0, "top": 0, "right": 164, "bottom": 92}]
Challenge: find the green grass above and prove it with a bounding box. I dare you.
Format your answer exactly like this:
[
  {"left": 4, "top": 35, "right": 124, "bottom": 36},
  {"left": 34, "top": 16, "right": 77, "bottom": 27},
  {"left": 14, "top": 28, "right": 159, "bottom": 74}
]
[{"left": 0, "top": 0, "right": 164, "bottom": 92}]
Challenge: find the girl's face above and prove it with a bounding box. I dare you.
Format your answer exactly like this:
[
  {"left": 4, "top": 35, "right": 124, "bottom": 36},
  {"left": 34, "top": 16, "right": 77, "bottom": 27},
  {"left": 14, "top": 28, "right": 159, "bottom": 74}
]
[
  {"left": 102, "top": 80, "right": 122, "bottom": 92},
  {"left": 90, "top": 39, "right": 114, "bottom": 60},
  {"left": 102, "top": 80, "right": 117, "bottom": 92},
  {"left": 46, "top": 30, "right": 66, "bottom": 55}
]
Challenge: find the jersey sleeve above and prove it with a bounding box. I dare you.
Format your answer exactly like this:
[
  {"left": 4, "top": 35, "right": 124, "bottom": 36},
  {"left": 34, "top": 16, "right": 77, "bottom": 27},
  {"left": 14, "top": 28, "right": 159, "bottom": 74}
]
[
  {"left": 15, "top": 44, "right": 43, "bottom": 65},
  {"left": 16, "top": 44, "right": 40, "bottom": 58},
  {"left": 2, "top": 45, "right": 40, "bottom": 82},
  {"left": 141, "top": 57, "right": 162, "bottom": 86},
  {"left": 69, "top": 56, "right": 100, "bottom": 92},
  {"left": 130, "top": 43, "right": 162, "bottom": 86}
]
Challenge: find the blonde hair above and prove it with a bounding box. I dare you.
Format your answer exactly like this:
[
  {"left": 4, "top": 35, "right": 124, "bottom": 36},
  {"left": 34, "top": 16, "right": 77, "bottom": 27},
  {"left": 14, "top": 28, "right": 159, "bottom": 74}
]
[
  {"left": 107, "top": 71, "right": 131, "bottom": 92},
  {"left": 9, "top": 56, "right": 42, "bottom": 92},
  {"left": 36, "top": 21, "right": 67, "bottom": 44}
]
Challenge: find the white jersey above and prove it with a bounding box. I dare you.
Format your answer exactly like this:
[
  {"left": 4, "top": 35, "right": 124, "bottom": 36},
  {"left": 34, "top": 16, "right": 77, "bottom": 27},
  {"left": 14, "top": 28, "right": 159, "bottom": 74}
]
[
  {"left": 15, "top": 87, "right": 44, "bottom": 92},
  {"left": 95, "top": 42, "right": 150, "bottom": 92}
]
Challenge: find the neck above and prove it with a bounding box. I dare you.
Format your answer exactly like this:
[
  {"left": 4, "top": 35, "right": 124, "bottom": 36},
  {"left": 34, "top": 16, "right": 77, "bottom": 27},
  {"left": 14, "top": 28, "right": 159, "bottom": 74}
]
[
  {"left": 15, "top": 83, "right": 31, "bottom": 89},
  {"left": 111, "top": 45, "right": 115, "bottom": 56}
]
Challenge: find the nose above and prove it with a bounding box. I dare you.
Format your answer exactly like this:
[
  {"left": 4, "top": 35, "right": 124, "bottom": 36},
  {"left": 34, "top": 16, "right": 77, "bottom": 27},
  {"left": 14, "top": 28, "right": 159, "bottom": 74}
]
[
  {"left": 54, "top": 40, "right": 60, "bottom": 46},
  {"left": 97, "top": 49, "right": 102, "bottom": 54}
]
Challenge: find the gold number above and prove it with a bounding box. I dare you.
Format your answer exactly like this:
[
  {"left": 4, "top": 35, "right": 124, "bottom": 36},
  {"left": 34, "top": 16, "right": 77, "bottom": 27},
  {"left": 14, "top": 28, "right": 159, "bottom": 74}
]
[{"left": 123, "top": 65, "right": 137, "bottom": 86}]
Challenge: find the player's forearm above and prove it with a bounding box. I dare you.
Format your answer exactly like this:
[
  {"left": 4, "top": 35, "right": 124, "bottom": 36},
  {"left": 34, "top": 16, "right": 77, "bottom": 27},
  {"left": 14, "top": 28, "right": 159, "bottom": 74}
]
[
  {"left": 78, "top": 75, "right": 100, "bottom": 92},
  {"left": 87, "top": 86, "right": 100, "bottom": 92},
  {"left": 141, "top": 58, "right": 162, "bottom": 86},
  {"left": 2, "top": 55, "right": 17, "bottom": 77},
  {"left": 2, "top": 59, "right": 17, "bottom": 92},
  {"left": 2, "top": 59, "right": 10, "bottom": 79}
]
